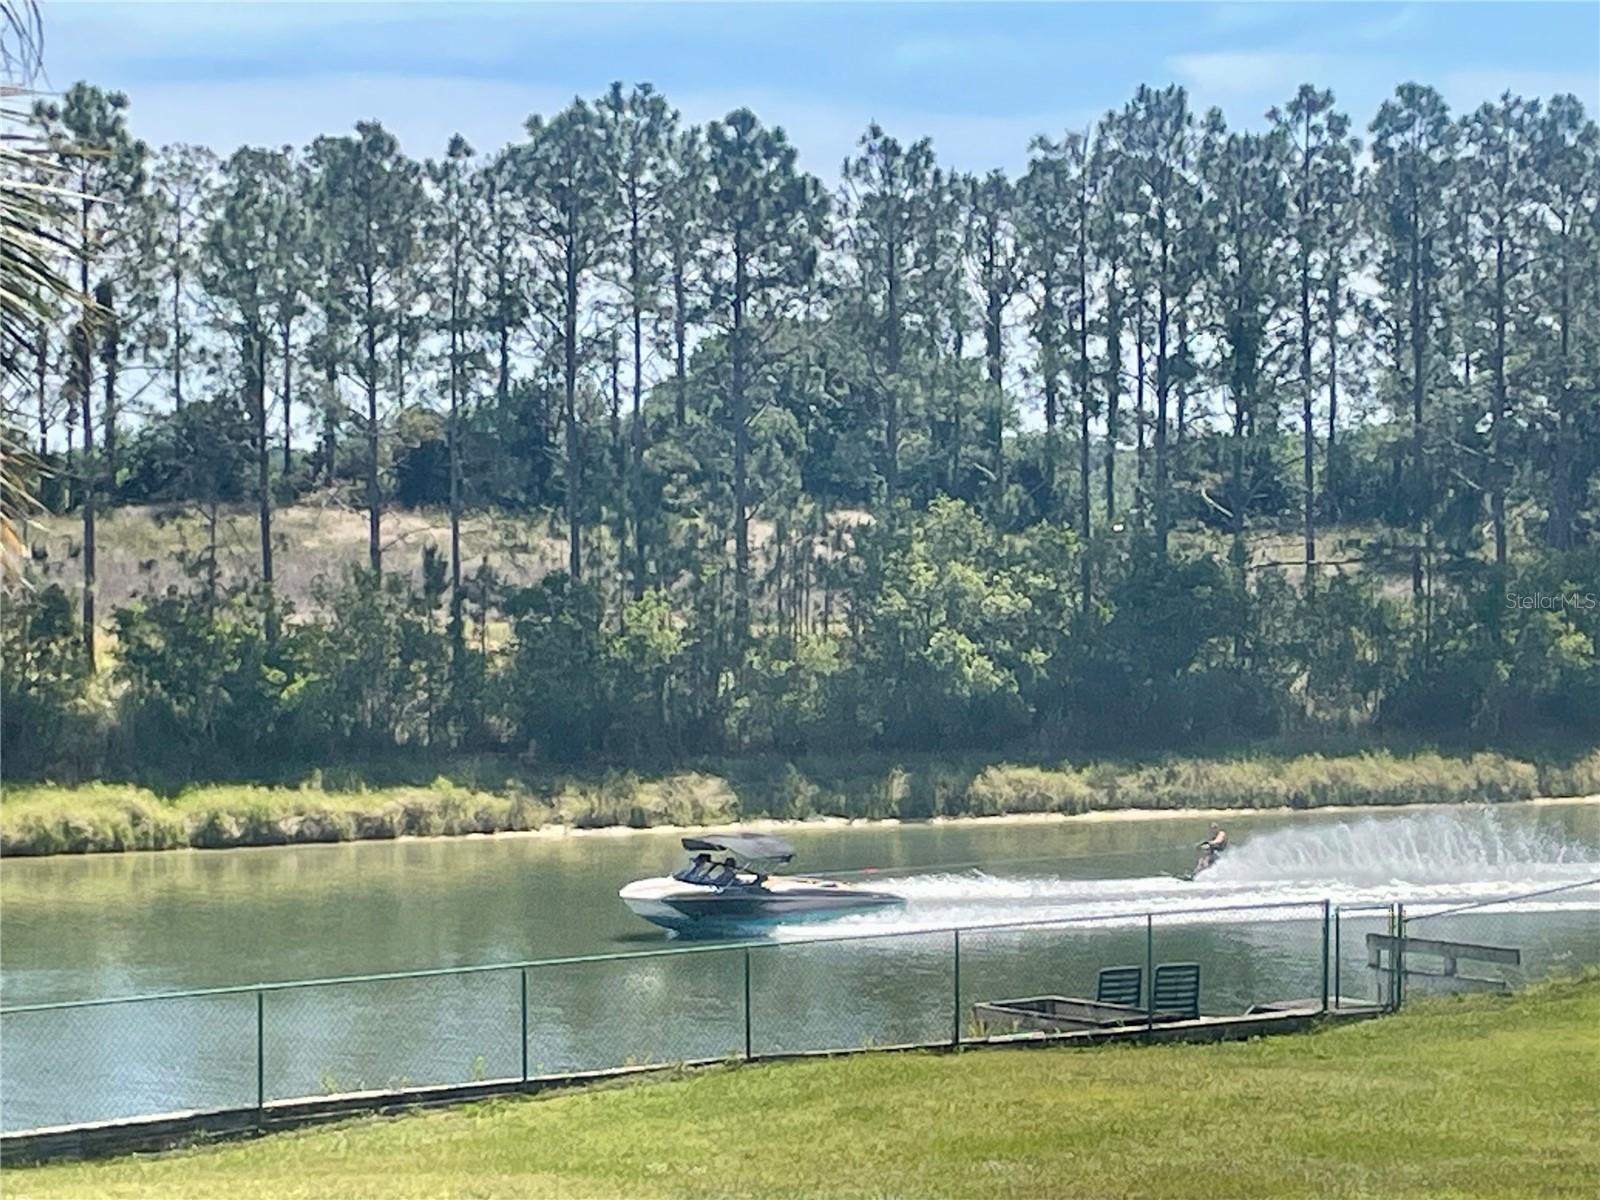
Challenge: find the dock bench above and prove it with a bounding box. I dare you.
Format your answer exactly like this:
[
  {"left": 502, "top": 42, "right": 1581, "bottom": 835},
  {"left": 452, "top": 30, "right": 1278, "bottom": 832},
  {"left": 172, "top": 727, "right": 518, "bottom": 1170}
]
[{"left": 974, "top": 963, "right": 1205, "bottom": 1033}]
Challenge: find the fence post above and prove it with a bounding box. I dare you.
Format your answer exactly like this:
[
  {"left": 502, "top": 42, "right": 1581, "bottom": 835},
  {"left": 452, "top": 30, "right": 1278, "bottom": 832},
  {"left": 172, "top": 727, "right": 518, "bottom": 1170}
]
[
  {"left": 743, "top": 947, "right": 753, "bottom": 1061},
  {"left": 1320, "top": 899, "right": 1330, "bottom": 1015},
  {"left": 951, "top": 928, "right": 962, "bottom": 1049},
  {"left": 1144, "top": 912, "right": 1155, "bottom": 1036},
  {"left": 255, "top": 989, "right": 265, "bottom": 1118},
  {"left": 1394, "top": 903, "right": 1406, "bottom": 1011},
  {"left": 1333, "top": 907, "right": 1342, "bottom": 1011},
  {"left": 519, "top": 968, "right": 529, "bottom": 1084},
  {"left": 1382, "top": 904, "right": 1395, "bottom": 1009}
]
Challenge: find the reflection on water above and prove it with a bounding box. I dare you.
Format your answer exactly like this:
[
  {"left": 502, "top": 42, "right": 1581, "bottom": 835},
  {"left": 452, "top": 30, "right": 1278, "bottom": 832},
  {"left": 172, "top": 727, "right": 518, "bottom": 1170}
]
[{"left": 1, "top": 801, "right": 1595, "bottom": 1131}]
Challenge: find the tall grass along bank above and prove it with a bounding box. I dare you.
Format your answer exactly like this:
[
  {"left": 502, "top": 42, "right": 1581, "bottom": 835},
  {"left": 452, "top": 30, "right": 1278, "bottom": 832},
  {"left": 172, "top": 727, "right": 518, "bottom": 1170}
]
[{"left": 3, "top": 747, "right": 1595, "bottom": 857}]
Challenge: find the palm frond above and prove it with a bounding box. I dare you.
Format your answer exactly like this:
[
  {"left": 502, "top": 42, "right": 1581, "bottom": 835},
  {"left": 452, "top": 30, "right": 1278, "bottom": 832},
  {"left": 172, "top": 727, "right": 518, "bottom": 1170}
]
[{"left": 2, "top": 1, "right": 84, "bottom": 587}]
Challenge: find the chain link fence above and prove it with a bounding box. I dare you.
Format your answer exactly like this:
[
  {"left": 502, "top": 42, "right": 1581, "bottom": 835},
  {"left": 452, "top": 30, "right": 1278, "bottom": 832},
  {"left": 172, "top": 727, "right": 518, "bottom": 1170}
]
[
  {"left": 3, "top": 881, "right": 1596, "bottom": 1135},
  {"left": 1398, "top": 879, "right": 1600, "bottom": 1001},
  {"left": 1332, "top": 903, "right": 1402, "bottom": 1008}
]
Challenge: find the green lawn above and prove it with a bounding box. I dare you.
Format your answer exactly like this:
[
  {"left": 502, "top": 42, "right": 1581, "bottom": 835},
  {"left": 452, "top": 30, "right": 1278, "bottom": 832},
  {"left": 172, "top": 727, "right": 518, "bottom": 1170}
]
[{"left": 8, "top": 978, "right": 1598, "bottom": 1200}]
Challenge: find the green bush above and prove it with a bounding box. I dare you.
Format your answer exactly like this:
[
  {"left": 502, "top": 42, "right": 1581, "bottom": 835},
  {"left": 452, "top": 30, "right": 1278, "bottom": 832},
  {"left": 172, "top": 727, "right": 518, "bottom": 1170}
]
[
  {"left": 0, "top": 783, "right": 186, "bottom": 855},
  {"left": 1538, "top": 750, "right": 1600, "bottom": 799},
  {"left": 965, "top": 765, "right": 1096, "bottom": 815}
]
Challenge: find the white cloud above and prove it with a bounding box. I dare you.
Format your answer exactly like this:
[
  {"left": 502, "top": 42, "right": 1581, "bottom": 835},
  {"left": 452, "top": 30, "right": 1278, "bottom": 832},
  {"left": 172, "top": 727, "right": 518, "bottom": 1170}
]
[
  {"left": 1206, "top": 3, "right": 1289, "bottom": 34},
  {"left": 1168, "top": 50, "right": 1339, "bottom": 100},
  {"left": 890, "top": 32, "right": 1025, "bottom": 71},
  {"left": 38, "top": 1, "right": 694, "bottom": 98},
  {"left": 1356, "top": 4, "right": 1423, "bottom": 43},
  {"left": 50, "top": 0, "right": 379, "bottom": 40}
]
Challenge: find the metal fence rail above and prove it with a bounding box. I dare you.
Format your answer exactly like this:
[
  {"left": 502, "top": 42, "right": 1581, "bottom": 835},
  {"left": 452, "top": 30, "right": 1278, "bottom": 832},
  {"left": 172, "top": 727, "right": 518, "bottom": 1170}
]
[
  {"left": 1398, "top": 877, "right": 1600, "bottom": 1001},
  {"left": 2, "top": 882, "right": 1596, "bottom": 1135}
]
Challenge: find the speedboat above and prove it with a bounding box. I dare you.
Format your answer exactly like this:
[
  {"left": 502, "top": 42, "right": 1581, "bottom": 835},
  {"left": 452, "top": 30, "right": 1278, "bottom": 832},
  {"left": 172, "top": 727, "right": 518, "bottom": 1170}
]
[{"left": 619, "top": 832, "right": 905, "bottom": 936}]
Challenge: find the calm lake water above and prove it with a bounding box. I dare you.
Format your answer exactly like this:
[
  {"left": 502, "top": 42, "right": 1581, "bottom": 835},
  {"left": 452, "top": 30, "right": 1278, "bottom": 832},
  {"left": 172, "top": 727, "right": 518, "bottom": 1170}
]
[{"left": 3, "top": 801, "right": 1596, "bottom": 1131}]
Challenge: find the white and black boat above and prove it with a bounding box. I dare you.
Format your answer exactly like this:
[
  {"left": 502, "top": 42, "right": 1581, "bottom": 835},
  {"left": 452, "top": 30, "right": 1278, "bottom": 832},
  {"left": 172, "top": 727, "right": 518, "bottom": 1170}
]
[{"left": 619, "top": 832, "right": 904, "bottom": 936}]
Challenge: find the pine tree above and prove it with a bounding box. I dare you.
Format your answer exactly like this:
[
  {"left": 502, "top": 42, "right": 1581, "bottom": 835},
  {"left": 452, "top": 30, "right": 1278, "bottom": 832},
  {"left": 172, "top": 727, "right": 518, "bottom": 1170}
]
[
  {"left": 1090, "top": 111, "right": 1135, "bottom": 526},
  {"left": 204, "top": 146, "right": 288, "bottom": 621},
  {"left": 426, "top": 134, "right": 483, "bottom": 664},
  {"left": 1370, "top": 84, "right": 1456, "bottom": 605},
  {"left": 599, "top": 83, "right": 677, "bottom": 596},
  {"left": 1458, "top": 94, "right": 1539, "bottom": 566},
  {"left": 1273, "top": 85, "right": 1358, "bottom": 587},
  {"left": 517, "top": 100, "right": 612, "bottom": 581},
  {"left": 840, "top": 123, "right": 940, "bottom": 509},
  {"left": 308, "top": 121, "right": 423, "bottom": 573},
  {"left": 1020, "top": 127, "right": 1098, "bottom": 613},
  {"left": 662, "top": 127, "right": 709, "bottom": 429},
  {"left": 1016, "top": 135, "right": 1073, "bottom": 518},
  {"left": 476, "top": 148, "right": 527, "bottom": 416},
  {"left": 1199, "top": 113, "right": 1287, "bottom": 589},
  {"left": 963, "top": 171, "right": 1018, "bottom": 515},
  {"left": 701, "top": 108, "right": 828, "bottom": 639},
  {"left": 1118, "top": 85, "right": 1204, "bottom": 559},
  {"left": 1528, "top": 96, "right": 1599, "bottom": 551},
  {"left": 265, "top": 150, "right": 311, "bottom": 479},
  {"left": 144, "top": 143, "right": 216, "bottom": 412},
  {"left": 33, "top": 82, "right": 146, "bottom": 666}
]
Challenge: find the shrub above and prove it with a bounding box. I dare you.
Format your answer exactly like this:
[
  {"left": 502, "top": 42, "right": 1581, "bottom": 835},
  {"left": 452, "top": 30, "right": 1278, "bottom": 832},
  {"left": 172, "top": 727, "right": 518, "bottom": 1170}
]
[{"left": 965, "top": 765, "right": 1096, "bottom": 816}]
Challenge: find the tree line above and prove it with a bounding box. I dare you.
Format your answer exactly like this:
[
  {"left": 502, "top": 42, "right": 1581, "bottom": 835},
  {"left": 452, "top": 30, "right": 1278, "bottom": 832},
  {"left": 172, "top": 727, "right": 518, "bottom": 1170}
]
[{"left": 4, "top": 77, "right": 1598, "bottom": 778}]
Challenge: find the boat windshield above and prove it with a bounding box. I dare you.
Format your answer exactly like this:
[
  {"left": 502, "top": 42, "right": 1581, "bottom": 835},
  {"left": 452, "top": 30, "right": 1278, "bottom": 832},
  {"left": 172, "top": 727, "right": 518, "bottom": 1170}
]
[{"left": 673, "top": 856, "right": 761, "bottom": 887}]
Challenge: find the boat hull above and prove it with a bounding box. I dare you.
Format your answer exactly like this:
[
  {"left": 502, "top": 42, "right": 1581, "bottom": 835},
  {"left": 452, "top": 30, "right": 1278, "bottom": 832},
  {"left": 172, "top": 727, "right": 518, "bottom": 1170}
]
[{"left": 620, "top": 875, "right": 904, "bottom": 936}]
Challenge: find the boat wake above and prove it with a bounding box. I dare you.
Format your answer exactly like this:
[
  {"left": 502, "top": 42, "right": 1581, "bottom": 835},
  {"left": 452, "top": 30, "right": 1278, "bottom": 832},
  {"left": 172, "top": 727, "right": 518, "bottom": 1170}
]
[
  {"left": 772, "top": 807, "right": 1600, "bottom": 941},
  {"left": 1211, "top": 808, "right": 1592, "bottom": 887}
]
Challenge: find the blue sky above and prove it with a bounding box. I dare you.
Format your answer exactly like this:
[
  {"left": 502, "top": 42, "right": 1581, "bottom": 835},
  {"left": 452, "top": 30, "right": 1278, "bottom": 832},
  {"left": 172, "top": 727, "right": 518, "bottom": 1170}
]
[{"left": 43, "top": 1, "right": 1600, "bottom": 174}]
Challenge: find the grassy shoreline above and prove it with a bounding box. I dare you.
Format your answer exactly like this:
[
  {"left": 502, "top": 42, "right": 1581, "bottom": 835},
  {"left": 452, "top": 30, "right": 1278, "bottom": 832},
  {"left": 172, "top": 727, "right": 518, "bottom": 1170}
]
[
  {"left": 4, "top": 746, "right": 1598, "bottom": 858},
  {"left": 10, "top": 976, "right": 1598, "bottom": 1199}
]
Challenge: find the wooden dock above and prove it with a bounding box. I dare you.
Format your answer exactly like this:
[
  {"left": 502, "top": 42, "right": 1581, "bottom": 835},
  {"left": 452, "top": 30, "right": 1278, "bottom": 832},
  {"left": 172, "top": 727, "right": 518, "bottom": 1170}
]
[
  {"left": 973, "top": 999, "right": 1385, "bottom": 1048},
  {"left": 1367, "top": 932, "right": 1522, "bottom": 997}
]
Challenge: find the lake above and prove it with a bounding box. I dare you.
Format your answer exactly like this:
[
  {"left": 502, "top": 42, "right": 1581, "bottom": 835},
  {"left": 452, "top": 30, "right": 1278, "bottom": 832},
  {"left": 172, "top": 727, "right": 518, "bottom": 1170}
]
[{"left": 3, "top": 800, "right": 1596, "bottom": 1131}]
